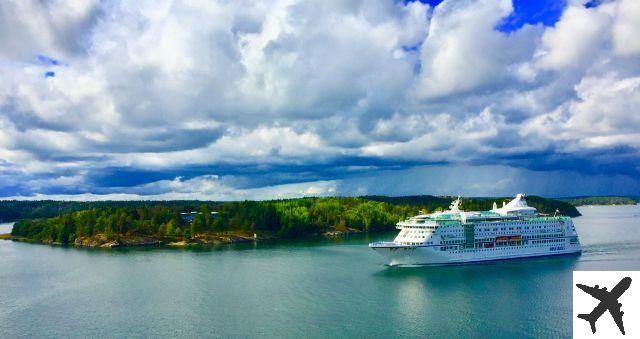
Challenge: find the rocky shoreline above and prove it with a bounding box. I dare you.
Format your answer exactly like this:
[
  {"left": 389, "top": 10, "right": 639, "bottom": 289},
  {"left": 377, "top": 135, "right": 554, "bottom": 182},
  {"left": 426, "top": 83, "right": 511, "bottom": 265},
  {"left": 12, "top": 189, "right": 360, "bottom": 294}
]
[
  {"left": 1, "top": 233, "right": 267, "bottom": 248},
  {"left": 322, "top": 227, "right": 363, "bottom": 237},
  {"left": 0, "top": 227, "right": 362, "bottom": 248}
]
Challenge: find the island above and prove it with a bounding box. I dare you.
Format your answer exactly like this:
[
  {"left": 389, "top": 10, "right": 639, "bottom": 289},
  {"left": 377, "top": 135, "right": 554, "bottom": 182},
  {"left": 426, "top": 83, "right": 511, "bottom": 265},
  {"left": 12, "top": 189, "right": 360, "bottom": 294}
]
[
  {"left": 559, "top": 196, "right": 638, "bottom": 206},
  {"left": 1, "top": 196, "right": 580, "bottom": 248}
]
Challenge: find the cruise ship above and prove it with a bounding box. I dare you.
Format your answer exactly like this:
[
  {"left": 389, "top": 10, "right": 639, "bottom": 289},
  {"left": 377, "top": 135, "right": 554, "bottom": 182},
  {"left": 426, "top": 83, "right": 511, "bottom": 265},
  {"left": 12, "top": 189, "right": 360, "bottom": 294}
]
[{"left": 369, "top": 194, "right": 582, "bottom": 266}]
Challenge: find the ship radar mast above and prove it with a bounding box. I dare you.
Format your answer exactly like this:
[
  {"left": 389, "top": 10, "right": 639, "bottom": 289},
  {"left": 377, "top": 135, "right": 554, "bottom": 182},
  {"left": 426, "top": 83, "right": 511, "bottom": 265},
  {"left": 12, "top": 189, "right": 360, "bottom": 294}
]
[{"left": 449, "top": 196, "right": 462, "bottom": 213}]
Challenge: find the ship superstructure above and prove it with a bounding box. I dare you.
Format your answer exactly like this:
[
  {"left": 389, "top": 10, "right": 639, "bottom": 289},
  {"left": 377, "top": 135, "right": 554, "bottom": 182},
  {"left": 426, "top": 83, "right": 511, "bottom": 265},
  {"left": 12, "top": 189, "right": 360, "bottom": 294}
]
[{"left": 369, "top": 194, "right": 582, "bottom": 266}]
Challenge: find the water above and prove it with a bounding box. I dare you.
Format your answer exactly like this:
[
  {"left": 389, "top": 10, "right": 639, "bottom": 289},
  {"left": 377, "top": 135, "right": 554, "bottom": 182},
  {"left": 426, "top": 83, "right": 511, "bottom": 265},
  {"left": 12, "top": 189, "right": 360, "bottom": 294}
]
[
  {"left": 0, "top": 222, "right": 12, "bottom": 234},
  {"left": 1, "top": 205, "right": 639, "bottom": 338}
]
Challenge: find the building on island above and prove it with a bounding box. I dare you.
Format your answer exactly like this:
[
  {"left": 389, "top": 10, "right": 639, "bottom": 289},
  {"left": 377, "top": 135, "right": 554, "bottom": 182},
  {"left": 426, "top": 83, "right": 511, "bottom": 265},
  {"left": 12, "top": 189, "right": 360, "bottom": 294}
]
[{"left": 180, "top": 211, "right": 218, "bottom": 223}]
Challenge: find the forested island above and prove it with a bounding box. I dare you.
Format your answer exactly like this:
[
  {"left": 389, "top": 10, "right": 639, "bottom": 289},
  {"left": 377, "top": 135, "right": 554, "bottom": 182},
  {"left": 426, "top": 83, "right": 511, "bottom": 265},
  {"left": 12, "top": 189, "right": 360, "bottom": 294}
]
[
  {"left": 4, "top": 195, "right": 580, "bottom": 248},
  {"left": 560, "top": 196, "right": 638, "bottom": 206}
]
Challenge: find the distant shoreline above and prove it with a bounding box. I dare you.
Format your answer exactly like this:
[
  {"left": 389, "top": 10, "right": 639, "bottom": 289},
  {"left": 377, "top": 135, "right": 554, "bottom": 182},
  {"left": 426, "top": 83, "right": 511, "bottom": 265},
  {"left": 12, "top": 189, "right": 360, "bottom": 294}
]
[
  {"left": 560, "top": 196, "right": 638, "bottom": 206},
  {"left": 577, "top": 203, "right": 639, "bottom": 207}
]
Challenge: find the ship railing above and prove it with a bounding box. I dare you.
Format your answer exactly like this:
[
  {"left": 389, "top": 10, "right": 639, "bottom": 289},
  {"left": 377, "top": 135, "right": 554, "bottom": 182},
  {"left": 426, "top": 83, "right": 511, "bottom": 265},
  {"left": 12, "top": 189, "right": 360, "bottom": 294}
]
[
  {"left": 525, "top": 216, "right": 569, "bottom": 222},
  {"left": 368, "top": 241, "right": 401, "bottom": 248}
]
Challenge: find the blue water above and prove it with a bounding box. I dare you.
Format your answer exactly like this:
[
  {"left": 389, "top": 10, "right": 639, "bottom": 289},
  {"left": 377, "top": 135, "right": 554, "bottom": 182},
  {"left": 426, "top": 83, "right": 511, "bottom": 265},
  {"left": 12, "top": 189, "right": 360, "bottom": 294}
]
[{"left": 1, "top": 205, "right": 639, "bottom": 338}]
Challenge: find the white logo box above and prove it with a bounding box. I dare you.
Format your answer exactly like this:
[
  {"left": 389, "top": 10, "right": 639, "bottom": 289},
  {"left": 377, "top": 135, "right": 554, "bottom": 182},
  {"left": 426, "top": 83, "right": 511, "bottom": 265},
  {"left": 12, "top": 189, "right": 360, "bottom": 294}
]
[{"left": 573, "top": 271, "right": 639, "bottom": 338}]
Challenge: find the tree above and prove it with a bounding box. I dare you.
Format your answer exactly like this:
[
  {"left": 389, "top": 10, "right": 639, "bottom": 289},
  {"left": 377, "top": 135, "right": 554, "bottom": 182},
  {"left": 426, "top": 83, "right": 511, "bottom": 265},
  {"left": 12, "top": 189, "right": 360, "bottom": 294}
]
[
  {"left": 183, "top": 228, "right": 191, "bottom": 241},
  {"left": 166, "top": 219, "right": 176, "bottom": 238},
  {"left": 191, "top": 213, "right": 206, "bottom": 235}
]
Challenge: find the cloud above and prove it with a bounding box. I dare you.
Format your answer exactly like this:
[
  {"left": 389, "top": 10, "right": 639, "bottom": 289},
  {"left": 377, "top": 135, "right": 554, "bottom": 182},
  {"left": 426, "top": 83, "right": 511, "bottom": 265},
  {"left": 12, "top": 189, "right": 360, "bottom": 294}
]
[
  {"left": 415, "top": 0, "right": 540, "bottom": 99},
  {"left": 363, "top": 107, "right": 516, "bottom": 163},
  {"left": 521, "top": 73, "right": 640, "bottom": 151},
  {"left": 5, "top": 165, "right": 640, "bottom": 201},
  {"left": 534, "top": 3, "right": 610, "bottom": 70},
  {"left": 612, "top": 0, "right": 640, "bottom": 56},
  {"left": 0, "top": 0, "right": 100, "bottom": 60},
  {"left": 0, "top": 0, "right": 639, "bottom": 199}
]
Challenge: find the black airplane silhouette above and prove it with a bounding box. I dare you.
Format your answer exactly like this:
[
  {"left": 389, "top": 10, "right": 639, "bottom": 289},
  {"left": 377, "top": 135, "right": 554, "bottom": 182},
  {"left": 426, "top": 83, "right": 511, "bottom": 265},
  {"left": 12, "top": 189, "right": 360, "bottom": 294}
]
[{"left": 576, "top": 277, "right": 632, "bottom": 335}]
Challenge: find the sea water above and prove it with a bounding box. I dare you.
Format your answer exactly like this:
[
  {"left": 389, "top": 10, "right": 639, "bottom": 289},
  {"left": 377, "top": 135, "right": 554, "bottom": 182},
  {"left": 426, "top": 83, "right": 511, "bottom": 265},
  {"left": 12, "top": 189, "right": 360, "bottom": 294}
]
[{"left": 1, "top": 205, "right": 639, "bottom": 338}]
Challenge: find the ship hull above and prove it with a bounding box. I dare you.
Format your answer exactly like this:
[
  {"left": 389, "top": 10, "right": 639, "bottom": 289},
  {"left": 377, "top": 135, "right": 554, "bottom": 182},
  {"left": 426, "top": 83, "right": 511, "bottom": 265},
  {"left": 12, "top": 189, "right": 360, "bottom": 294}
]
[{"left": 370, "top": 243, "right": 582, "bottom": 266}]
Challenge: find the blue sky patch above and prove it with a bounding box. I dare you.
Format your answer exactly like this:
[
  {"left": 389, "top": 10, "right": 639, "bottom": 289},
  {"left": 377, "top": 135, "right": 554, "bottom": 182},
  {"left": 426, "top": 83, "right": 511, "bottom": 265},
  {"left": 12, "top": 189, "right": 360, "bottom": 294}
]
[
  {"left": 44, "top": 71, "right": 55, "bottom": 78},
  {"left": 584, "top": 0, "right": 606, "bottom": 8},
  {"left": 497, "top": 0, "right": 567, "bottom": 33},
  {"left": 37, "top": 54, "right": 61, "bottom": 66},
  {"left": 402, "top": 0, "right": 445, "bottom": 7}
]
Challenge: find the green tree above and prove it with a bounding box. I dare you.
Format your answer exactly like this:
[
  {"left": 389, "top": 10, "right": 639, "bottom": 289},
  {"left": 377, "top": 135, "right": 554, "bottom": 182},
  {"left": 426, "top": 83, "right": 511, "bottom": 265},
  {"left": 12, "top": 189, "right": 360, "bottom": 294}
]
[
  {"left": 183, "top": 228, "right": 191, "bottom": 241},
  {"left": 191, "top": 213, "right": 206, "bottom": 235}
]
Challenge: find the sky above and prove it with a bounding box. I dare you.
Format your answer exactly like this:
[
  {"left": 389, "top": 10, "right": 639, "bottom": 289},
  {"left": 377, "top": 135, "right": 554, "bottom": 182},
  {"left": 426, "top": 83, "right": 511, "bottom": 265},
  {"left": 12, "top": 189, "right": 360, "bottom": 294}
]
[{"left": 0, "top": 0, "right": 639, "bottom": 200}]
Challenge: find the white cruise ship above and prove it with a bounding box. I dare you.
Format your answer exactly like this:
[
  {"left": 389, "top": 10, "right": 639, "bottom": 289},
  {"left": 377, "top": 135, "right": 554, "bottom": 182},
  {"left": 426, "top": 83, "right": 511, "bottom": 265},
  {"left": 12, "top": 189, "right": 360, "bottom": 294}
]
[{"left": 369, "top": 194, "right": 582, "bottom": 266}]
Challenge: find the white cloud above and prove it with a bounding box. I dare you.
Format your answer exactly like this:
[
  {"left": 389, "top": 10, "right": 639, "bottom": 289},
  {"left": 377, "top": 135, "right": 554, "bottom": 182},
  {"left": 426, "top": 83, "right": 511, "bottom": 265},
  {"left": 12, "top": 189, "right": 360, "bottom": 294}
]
[
  {"left": 415, "top": 0, "right": 539, "bottom": 99},
  {"left": 112, "top": 125, "right": 337, "bottom": 169},
  {"left": 612, "top": 0, "right": 640, "bottom": 56},
  {"left": 0, "top": 0, "right": 99, "bottom": 60},
  {"left": 535, "top": 3, "right": 612, "bottom": 70},
  {"left": 363, "top": 107, "right": 515, "bottom": 162},
  {"left": 521, "top": 73, "right": 640, "bottom": 150}
]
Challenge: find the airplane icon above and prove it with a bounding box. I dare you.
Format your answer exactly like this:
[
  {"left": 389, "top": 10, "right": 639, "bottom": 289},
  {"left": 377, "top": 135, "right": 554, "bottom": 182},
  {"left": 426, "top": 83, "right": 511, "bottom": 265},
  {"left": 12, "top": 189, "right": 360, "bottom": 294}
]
[{"left": 576, "top": 277, "right": 632, "bottom": 335}]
